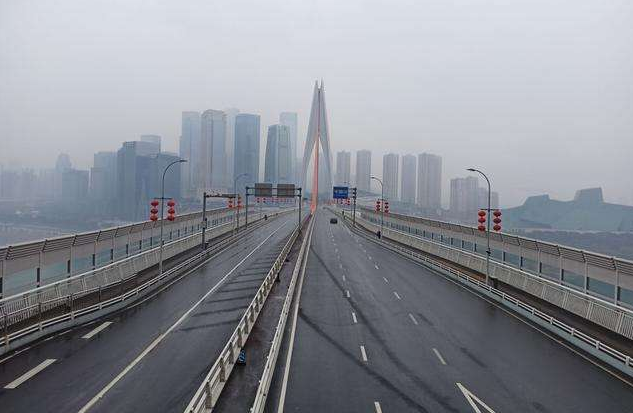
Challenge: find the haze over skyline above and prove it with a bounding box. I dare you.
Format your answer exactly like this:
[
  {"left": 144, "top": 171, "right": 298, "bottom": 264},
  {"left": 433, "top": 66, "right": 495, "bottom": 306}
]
[{"left": 1, "top": 0, "right": 632, "bottom": 207}]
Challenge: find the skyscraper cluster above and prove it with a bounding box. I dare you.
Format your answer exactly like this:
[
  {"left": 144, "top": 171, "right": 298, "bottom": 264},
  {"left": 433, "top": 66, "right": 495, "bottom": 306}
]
[{"left": 179, "top": 109, "right": 299, "bottom": 198}]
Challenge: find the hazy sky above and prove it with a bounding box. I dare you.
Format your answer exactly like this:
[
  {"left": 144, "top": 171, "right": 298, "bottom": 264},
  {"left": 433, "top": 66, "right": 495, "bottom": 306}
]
[{"left": 1, "top": 0, "right": 631, "bottom": 207}]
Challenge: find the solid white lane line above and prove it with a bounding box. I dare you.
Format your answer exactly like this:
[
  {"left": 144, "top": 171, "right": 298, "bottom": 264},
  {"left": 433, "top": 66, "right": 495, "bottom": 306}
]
[
  {"left": 382, "top": 277, "right": 389, "bottom": 284},
  {"left": 408, "top": 313, "right": 419, "bottom": 325},
  {"left": 352, "top": 312, "right": 358, "bottom": 324},
  {"left": 360, "top": 345, "right": 368, "bottom": 362},
  {"left": 339, "top": 263, "right": 343, "bottom": 270},
  {"left": 81, "top": 322, "right": 113, "bottom": 339},
  {"left": 393, "top": 291, "right": 401, "bottom": 300},
  {"left": 78, "top": 222, "right": 287, "bottom": 413},
  {"left": 342, "top": 275, "right": 346, "bottom": 282},
  {"left": 457, "top": 382, "right": 497, "bottom": 413},
  {"left": 374, "top": 264, "right": 379, "bottom": 270},
  {"left": 374, "top": 401, "right": 383, "bottom": 413},
  {"left": 433, "top": 348, "right": 447, "bottom": 365},
  {"left": 4, "top": 359, "right": 57, "bottom": 389},
  {"left": 368, "top": 255, "right": 372, "bottom": 260},
  {"left": 346, "top": 290, "right": 351, "bottom": 298}
]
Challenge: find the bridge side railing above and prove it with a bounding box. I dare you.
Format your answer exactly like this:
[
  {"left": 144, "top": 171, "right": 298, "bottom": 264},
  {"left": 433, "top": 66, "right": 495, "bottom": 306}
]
[
  {"left": 184, "top": 214, "right": 310, "bottom": 413},
  {"left": 352, "top": 207, "right": 633, "bottom": 341},
  {"left": 344, "top": 211, "right": 633, "bottom": 377}
]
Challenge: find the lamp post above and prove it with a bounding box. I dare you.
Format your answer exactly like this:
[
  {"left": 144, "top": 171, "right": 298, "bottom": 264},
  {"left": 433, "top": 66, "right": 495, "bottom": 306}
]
[
  {"left": 233, "top": 173, "right": 248, "bottom": 233},
  {"left": 467, "top": 167, "right": 491, "bottom": 284},
  {"left": 159, "top": 158, "right": 187, "bottom": 277},
  {"left": 371, "top": 176, "right": 384, "bottom": 239}
]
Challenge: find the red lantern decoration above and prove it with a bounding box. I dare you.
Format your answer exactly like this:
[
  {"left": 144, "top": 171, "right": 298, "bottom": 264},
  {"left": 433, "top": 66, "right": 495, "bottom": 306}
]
[
  {"left": 477, "top": 224, "right": 486, "bottom": 231},
  {"left": 149, "top": 199, "right": 159, "bottom": 221},
  {"left": 478, "top": 210, "right": 486, "bottom": 217},
  {"left": 166, "top": 199, "right": 176, "bottom": 221},
  {"left": 228, "top": 199, "right": 233, "bottom": 209},
  {"left": 384, "top": 201, "right": 389, "bottom": 214},
  {"left": 478, "top": 217, "right": 486, "bottom": 224},
  {"left": 493, "top": 210, "right": 502, "bottom": 231},
  {"left": 375, "top": 199, "right": 381, "bottom": 212},
  {"left": 237, "top": 195, "right": 242, "bottom": 209}
]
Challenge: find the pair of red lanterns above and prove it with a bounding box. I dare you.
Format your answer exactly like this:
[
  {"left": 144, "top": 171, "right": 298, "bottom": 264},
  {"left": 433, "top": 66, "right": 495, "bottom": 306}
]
[
  {"left": 477, "top": 209, "right": 502, "bottom": 232},
  {"left": 149, "top": 199, "right": 177, "bottom": 222},
  {"left": 375, "top": 199, "right": 389, "bottom": 214},
  {"left": 228, "top": 195, "right": 242, "bottom": 209}
]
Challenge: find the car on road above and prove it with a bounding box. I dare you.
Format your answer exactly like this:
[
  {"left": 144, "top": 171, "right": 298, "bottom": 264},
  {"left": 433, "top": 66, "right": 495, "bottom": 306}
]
[{"left": 330, "top": 217, "right": 338, "bottom": 224}]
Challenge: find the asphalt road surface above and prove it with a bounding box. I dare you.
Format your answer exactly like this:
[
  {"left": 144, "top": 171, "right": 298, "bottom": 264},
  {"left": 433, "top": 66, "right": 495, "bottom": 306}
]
[
  {"left": 267, "top": 209, "right": 633, "bottom": 413},
  {"left": 0, "top": 211, "right": 298, "bottom": 413}
]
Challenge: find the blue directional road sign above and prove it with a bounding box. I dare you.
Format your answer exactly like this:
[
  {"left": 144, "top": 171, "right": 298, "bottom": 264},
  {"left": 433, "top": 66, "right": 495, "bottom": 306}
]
[{"left": 333, "top": 186, "right": 349, "bottom": 199}]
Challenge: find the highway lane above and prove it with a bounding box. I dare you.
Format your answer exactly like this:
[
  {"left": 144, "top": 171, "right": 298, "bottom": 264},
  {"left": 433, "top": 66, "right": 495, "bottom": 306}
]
[
  {"left": 268, "top": 209, "right": 633, "bottom": 413},
  {"left": 0, "top": 211, "right": 299, "bottom": 413}
]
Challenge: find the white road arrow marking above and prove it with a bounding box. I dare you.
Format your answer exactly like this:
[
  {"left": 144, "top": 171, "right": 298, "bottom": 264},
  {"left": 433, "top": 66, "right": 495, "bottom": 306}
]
[{"left": 457, "top": 382, "right": 498, "bottom": 413}]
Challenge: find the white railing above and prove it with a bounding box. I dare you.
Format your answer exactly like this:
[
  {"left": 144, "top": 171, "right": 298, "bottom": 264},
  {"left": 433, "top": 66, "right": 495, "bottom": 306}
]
[
  {"left": 352, "top": 210, "right": 633, "bottom": 341},
  {"left": 345, "top": 211, "right": 633, "bottom": 376},
  {"left": 0, "top": 210, "right": 293, "bottom": 350},
  {"left": 250, "top": 215, "right": 314, "bottom": 413},
  {"left": 184, "top": 215, "right": 310, "bottom": 413}
]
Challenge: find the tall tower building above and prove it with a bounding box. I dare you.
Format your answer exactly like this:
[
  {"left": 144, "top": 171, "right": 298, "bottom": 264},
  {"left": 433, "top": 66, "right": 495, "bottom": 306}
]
[
  {"left": 140, "top": 135, "right": 162, "bottom": 152},
  {"left": 336, "top": 151, "right": 351, "bottom": 186},
  {"left": 224, "top": 108, "right": 240, "bottom": 184},
  {"left": 234, "top": 113, "right": 261, "bottom": 193},
  {"left": 200, "top": 109, "right": 227, "bottom": 191},
  {"left": 265, "top": 124, "right": 292, "bottom": 185},
  {"left": 179, "top": 111, "right": 201, "bottom": 197},
  {"left": 355, "top": 150, "right": 371, "bottom": 192},
  {"left": 417, "top": 153, "right": 442, "bottom": 210},
  {"left": 401, "top": 154, "right": 416, "bottom": 204},
  {"left": 383, "top": 153, "right": 399, "bottom": 201},
  {"left": 450, "top": 176, "right": 479, "bottom": 215},
  {"left": 280, "top": 112, "right": 298, "bottom": 182}
]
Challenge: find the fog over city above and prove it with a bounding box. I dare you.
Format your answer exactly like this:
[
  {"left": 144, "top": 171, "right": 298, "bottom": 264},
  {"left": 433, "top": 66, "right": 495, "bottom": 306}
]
[{"left": 1, "top": 0, "right": 632, "bottom": 207}]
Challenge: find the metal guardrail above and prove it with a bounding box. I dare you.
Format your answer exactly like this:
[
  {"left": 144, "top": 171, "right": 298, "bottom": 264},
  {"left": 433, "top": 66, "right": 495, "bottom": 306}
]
[
  {"left": 184, "top": 215, "right": 309, "bottom": 413},
  {"left": 0, "top": 210, "right": 292, "bottom": 350},
  {"left": 348, "top": 212, "right": 633, "bottom": 376},
  {"left": 250, "top": 215, "right": 314, "bottom": 413},
  {"left": 351, "top": 209, "right": 633, "bottom": 341}
]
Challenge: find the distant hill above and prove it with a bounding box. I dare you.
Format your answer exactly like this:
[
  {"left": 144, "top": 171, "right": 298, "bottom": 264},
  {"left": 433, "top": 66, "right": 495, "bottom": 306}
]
[{"left": 503, "top": 188, "right": 633, "bottom": 232}]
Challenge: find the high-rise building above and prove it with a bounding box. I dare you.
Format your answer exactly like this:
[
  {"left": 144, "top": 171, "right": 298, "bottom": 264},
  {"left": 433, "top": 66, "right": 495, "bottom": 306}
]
[
  {"left": 355, "top": 150, "right": 371, "bottom": 192},
  {"left": 478, "top": 187, "right": 500, "bottom": 210},
  {"left": 400, "top": 154, "right": 416, "bottom": 204},
  {"left": 62, "top": 169, "right": 89, "bottom": 201},
  {"left": 280, "top": 112, "right": 298, "bottom": 182},
  {"left": 200, "top": 109, "right": 227, "bottom": 191},
  {"left": 140, "top": 135, "right": 162, "bottom": 152},
  {"left": 179, "top": 111, "right": 201, "bottom": 197},
  {"left": 450, "top": 176, "right": 479, "bottom": 216},
  {"left": 90, "top": 151, "right": 117, "bottom": 214},
  {"left": 264, "top": 124, "right": 292, "bottom": 185},
  {"left": 54, "top": 153, "right": 72, "bottom": 199},
  {"left": 224, "top": 108, "right": 240, "bottom": 184},
  {"left": 336, "top": 151, "right": 351, "bottom": 186},
  {"left": 417, "top": 153, "right": 442, "bottom": 210},
  {"left": 234, "top": 114, "right": 261, "bottom": 192},
  {"left": 116, "top": 141, "right": 161, "bottom": 220},
  {"left": 383, "top": 153, "right": 399, "bottom": 201}
]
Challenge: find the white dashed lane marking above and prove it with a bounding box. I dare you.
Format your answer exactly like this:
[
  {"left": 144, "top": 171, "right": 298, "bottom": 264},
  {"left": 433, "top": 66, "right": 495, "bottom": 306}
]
[{"left": 4, "top": 359, "right": 57, "bottom": 389}]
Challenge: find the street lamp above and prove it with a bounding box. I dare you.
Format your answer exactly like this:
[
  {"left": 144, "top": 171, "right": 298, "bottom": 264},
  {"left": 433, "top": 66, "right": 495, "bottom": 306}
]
[
  {"left": 159, "top": 158, "right": 187, "bottom": 277},
  {"left": 234, "top": 173, "right": 249, "bottom": 233},
  {"left": 467, "top": 167, "right": 491, "bottom": 284},
  {"left": 370, "top": 176, "right": 384, "bottom": 239}
]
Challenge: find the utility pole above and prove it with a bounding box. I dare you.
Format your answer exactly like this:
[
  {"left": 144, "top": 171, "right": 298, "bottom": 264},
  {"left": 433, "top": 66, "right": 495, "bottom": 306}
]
[
  {"left": 371, "top": 176, "right": 384, "bottom": 238},
  {"left": 158, "top": 158, "right": 187, "bottom": 277},
  {"left": 468, "top": 167, "right": 492, "bottom": 284}
]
